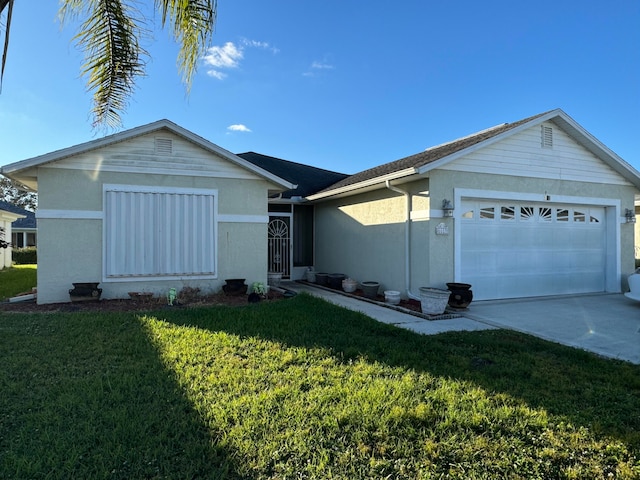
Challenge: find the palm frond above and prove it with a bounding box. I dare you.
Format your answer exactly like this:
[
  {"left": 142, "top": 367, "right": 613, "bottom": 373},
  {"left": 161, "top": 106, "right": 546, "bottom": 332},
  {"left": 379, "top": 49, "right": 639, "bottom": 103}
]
[
  {"left": 156, "top": 0, "right": 216, "bottom": 91},
  {"left": 0, "top": 0, "right": 14, "bottom": 93},
  {"left": 60, "top": 0, "right": 148, "bottom": 128}
]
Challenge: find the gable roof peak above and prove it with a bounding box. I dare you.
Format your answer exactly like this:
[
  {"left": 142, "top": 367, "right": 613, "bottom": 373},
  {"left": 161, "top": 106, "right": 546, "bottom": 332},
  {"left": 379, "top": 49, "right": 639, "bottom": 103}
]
[{"left": 1, "top": 119, "right": 295, "bottom": 192}]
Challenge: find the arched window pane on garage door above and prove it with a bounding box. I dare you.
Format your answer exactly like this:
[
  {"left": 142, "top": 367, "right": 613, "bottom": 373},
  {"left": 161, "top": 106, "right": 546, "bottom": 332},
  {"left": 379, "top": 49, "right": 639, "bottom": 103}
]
[{"left": 104, "top": 185, "right": 216, "bottom": 278}]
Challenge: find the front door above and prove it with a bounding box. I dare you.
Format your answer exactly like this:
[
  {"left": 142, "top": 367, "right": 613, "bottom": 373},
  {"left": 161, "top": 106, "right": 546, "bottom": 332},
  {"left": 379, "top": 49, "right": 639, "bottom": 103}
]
[{"left": 268, "top": 215, "right": 291, "bottom": 278}]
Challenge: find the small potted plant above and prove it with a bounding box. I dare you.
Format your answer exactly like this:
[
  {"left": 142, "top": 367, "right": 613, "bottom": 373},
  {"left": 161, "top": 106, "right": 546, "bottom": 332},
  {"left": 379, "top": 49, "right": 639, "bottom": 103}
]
[
  {"left": 251, "top": 282, "right": 267, "bottom": 296},
  {"left": 248, "top": 282, "right": 267, "bottom": 303}
]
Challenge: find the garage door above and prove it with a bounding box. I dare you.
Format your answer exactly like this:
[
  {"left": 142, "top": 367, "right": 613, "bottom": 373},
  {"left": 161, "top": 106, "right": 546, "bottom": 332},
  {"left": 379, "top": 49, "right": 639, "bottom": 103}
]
[{"left": 460, "top": 200, "right": 606, "bottom": 300}]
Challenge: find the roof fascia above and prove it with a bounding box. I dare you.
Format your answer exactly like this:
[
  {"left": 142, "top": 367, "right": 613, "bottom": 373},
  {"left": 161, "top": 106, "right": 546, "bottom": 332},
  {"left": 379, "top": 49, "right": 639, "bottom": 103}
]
[
  {"left": 306, "top": 167, "right": 418, "bottom": 201},
  {"left": 0, "top": 210, "right": 25, "bottom": 222}
]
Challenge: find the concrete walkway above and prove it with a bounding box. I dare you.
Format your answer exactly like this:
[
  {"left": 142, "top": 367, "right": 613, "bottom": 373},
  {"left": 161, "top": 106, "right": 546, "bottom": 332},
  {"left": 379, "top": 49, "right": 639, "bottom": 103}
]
[
  {"left": 285, "top": 283, "right": 496, "bottom": 335},
  {"left": 285, "top": 283, "right": 640, "bottom": 364}
]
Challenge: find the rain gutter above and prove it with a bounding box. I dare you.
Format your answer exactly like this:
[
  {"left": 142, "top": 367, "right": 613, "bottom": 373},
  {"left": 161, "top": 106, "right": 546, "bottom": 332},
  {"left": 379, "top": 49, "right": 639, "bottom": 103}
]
[{"left": 385, "top": 180, "right": 421, "bottom": 301}]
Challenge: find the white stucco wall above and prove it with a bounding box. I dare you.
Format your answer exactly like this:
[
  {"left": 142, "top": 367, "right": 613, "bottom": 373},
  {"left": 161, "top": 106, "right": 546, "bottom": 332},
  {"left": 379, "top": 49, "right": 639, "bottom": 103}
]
[{"left": 314, "top": 180, "right": 430, "bottom": 297}]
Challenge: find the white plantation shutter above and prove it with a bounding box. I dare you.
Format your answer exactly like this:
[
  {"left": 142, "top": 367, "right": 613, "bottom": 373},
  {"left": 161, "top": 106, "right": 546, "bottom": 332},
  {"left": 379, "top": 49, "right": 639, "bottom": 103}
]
[{"left": 104, "top": 185, "right": 216, "bottom": 278}]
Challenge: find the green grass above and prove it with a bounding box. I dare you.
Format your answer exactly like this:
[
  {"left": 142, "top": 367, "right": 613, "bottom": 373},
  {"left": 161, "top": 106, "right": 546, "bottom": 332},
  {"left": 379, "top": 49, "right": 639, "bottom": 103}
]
[
  {"left": 1, "top": 293, "right": 639, "bottom": 479},
  {"left": 0, "top": 264, "right": 36, "bottom": 300}
]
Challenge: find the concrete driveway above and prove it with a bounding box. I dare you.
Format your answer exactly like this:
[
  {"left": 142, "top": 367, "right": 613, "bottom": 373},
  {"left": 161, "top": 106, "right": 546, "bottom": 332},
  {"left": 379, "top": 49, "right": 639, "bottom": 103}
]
[{"left": 465, "top": 293, "right": 640, "bottom": 364}]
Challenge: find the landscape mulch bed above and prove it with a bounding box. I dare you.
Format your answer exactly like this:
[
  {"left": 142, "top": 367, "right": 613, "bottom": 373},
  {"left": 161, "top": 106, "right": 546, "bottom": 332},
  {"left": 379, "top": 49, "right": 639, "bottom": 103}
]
[
  {"left": 299, "top": 282, "right": 463, "bottom": 320},
  {"left": 1, "top": 284, "right": 459, "bottom": 320},
  {"left": 347, "top": 290, "right": 423, "bottom": 313},
  {"left": 0, "top": 290, "right": 287, "bottom": 314}
]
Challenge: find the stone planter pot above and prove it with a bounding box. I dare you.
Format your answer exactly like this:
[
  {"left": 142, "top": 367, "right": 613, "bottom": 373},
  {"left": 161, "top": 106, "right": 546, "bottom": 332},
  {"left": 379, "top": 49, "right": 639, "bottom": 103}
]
[
  {"left": 128, "top": 292, "right": 154, "bottom": 302},
  {"left": 445, "top": 282, "right": 473, "bottom": 309},
  {"left": 69, "top": 282, "right": 102, "bottom": 303},
  {"left": 360, "top": 281, "right": 380, "bottom": 299},
  {"left": 328, "top": 273, "right": 346, "bottom": 289},
  {"left": 419, "top": 287, "right": 450, "bottom": 315},
  {"left": 267, "top": 272, "right": 282, "bottom": 287},
  {"left": 223, "top": 278, "right": 247, "bottom": 296}
]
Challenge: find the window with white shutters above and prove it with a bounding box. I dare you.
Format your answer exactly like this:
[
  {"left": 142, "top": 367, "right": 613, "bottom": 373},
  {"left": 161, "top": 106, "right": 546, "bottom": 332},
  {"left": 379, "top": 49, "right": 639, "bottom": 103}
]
[{"left": 104, "top": 185, "right": 216, "bottom": 278}]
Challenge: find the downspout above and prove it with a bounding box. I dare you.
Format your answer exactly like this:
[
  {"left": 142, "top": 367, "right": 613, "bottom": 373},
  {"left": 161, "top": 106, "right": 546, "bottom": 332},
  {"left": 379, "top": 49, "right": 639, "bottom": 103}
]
[{"left": 385, "top": 180, "right": 421, "bottom": 300}]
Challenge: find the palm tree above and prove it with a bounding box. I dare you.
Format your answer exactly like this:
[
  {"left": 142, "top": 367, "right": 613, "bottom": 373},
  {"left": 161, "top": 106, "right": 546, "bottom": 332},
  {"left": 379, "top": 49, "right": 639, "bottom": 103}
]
[
  {"left": 0, "top": 0, "right": 14, "bottom": 91},
  {"left": 0, "top": 0, "right": 216, "bottom": 128}
]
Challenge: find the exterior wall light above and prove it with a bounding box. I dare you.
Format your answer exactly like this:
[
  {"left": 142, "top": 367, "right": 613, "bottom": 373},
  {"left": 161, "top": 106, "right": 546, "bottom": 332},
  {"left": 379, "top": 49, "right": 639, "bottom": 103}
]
[
  {"left": 625, "top": 208, "right": 636, "bottom": 224},
  {"left": 442, "top": 199, "right": 454, "bottom": 217}
]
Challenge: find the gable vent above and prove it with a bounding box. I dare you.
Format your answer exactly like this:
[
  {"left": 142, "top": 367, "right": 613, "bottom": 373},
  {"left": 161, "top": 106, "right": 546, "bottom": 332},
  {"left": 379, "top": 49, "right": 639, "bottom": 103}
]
[
  {"left": 155, "top": 138, "right": 173, "bottom": 155},
  {"left": 541, "top": 125, "right": 553, "bottom": 148}
]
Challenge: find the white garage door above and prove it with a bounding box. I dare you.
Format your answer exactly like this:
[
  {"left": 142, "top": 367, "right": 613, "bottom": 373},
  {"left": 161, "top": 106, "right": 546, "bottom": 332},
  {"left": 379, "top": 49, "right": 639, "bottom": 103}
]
[{"left": 460, "top": 200, "right": 606, "bottom": 300}]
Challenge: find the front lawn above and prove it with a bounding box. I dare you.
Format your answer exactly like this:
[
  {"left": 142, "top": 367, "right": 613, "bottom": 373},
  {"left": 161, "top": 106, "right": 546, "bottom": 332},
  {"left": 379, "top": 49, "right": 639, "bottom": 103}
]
[
  {"left": 0, "top": 264, "right": 36, "bottom": 300},
  {"left": 1, "top": 293, "right": 639, "bottom": 478}
]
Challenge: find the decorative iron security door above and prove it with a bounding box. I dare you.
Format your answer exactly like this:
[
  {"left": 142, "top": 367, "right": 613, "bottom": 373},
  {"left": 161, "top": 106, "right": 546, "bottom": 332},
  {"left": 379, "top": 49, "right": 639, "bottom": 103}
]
[{"left": 267, "top": 217, "right": 291, "bottom": 278}]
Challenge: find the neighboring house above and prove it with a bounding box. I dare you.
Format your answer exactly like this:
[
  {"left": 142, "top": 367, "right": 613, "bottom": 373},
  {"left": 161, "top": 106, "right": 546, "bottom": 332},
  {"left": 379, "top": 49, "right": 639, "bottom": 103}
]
[
  {"left": 0, "top": 206, "right": 24, "bottom": 269},
  {"left": 2, "top": 109, "right": 639, "bottom": 304},
  {"left": 0, "top": 201, "right": 37, "bottom": 248},
  {"left": 308, "top": 109, "right": 640, "bottom": 301},
  {"left": 0, "top": 120, "right": 295, "bottom": 304}
]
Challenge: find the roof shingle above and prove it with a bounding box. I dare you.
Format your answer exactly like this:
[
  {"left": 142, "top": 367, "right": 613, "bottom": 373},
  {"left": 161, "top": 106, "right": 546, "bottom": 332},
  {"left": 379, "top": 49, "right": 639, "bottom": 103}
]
[
  {"left": 317, "top": 110, "right": 553, "bottom": 194},
  {"left": 237, "top": 152, "right": 348, "bottom": 198}
]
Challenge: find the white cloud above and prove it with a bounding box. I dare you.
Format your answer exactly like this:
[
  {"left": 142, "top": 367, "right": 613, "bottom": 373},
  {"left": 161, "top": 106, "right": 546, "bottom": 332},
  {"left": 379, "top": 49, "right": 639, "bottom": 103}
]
[
  {"left": 202, "top": 42, "right": 243, "bottom": 78},
  {"left": 241, "top": 38, "right": 280, "bottom": 54},
  {"left": 206, "top": 70, "right": 227, "bottom": 80},
  {"left": 203, "top": 39, "right": 278, "bottom": 79},
  {"left": 227, "top": 124, "right": 252, "bottom": 133},
  {"left": 311, "top": 61, "right": 334, "bottom": 70},
  {"left": 303, "top": 59, "right": 335, "bottom": 77}
]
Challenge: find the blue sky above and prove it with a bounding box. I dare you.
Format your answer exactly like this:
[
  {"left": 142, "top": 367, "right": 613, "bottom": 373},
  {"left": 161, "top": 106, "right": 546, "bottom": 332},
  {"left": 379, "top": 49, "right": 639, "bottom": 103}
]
[{"left": 1, "top": 0, "right": 638, "bottom": 175}]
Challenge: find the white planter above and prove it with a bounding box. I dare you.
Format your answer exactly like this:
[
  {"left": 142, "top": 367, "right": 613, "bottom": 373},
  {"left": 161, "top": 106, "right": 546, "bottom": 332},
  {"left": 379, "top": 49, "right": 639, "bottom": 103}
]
[
  {"left": 419, "top": 287, "right": 450, "bottom": 314},
  {"left": 384, "top": 290, "right": 401, "bottom": 305},
  {"left": 624, "top": 272, "right": 640, "bottom": 301},
  {"left": 268, "top": 272, "right": 282, "bottom": 287},
  {"left": 305, "top": 270, "right": 316, "bottom": 283},
  {"left": 342, "top": 278, "right": 358, "bottom": 293}
]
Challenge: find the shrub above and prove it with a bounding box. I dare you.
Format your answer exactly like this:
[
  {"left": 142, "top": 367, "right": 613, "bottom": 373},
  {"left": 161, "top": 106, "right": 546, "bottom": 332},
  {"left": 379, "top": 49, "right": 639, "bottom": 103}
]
[{"left": 12, "top": 247, "right": 37, "bottom": 265}]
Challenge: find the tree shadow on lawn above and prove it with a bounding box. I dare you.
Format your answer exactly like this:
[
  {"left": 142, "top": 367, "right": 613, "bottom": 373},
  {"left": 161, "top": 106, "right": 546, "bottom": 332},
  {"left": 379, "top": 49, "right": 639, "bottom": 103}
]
[
  {"left": 160, "top": 293, "right": 640, "bottom": 452},
  {"left": 0, "top": 312, "right": 249, "bottom": 479}
]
